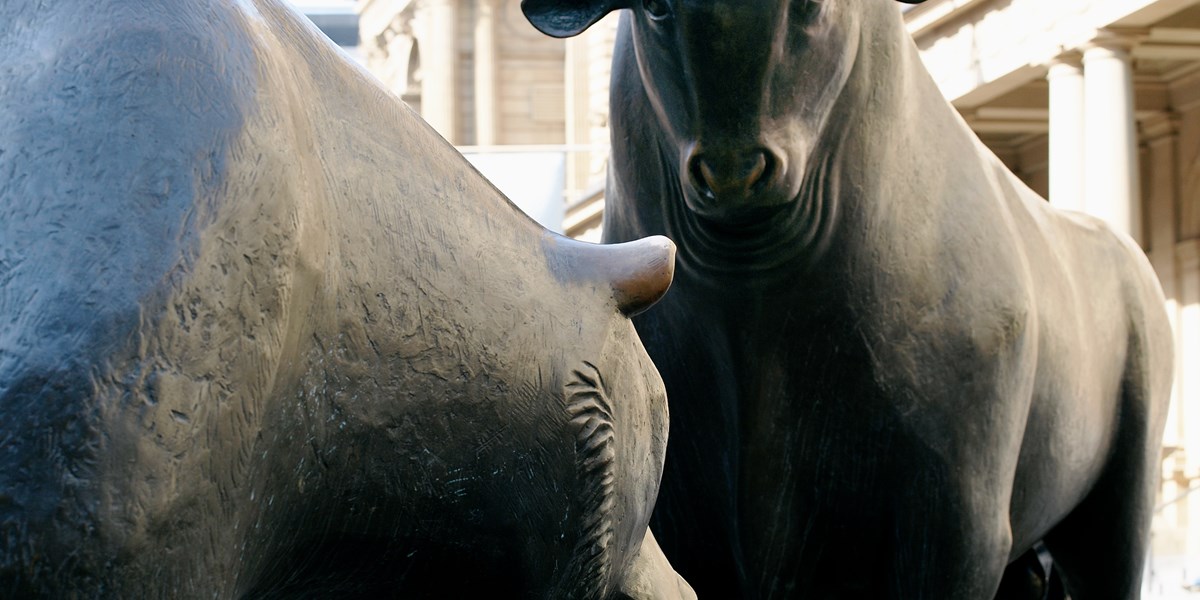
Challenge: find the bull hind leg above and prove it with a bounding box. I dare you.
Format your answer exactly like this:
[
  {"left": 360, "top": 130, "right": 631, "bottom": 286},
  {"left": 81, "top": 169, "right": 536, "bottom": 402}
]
[
  {"left": 994, "top": 545, "right": 1056, "bottom": 600},
  {"left": 1040, "top": 452, "right": 1157, "bottom": 599},
  {"left": 1041, "top": 386, "right": 1163, "bottom": 599},
  {"left": 993, "top": 543, "right": 1070, "bottom": 600}
]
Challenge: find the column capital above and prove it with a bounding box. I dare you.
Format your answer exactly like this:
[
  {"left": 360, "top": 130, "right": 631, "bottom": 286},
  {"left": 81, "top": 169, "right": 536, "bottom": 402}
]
[
  {"left": 1142, "top": 112, "right": 1182, "bottom": 145},
  {"left": 1045, "top": 53, "right": 1082, "bottom": 80},
  {"left": 1082, "top": 28, "right": 1148, "bottom": 57}
]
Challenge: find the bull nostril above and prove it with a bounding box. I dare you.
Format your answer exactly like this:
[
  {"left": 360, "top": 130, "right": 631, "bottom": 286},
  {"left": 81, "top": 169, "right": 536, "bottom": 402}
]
[
  {"left": 743, "top": 151, "right": 768, "bottom": 190},
  {"left": 698, "top": 160, "right": 720, "bottom": 194},
  {"left": 688, "top": 156, "right": 714, "bottom": 198},
  {"left": 752, "top": 151, "right": 776, "bottom": 193}
]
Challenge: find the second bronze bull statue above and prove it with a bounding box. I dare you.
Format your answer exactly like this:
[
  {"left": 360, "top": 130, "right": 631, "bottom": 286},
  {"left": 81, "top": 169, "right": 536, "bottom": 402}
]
[{"left": 523, "top": 0, "right": 1175, "bottom": 598}]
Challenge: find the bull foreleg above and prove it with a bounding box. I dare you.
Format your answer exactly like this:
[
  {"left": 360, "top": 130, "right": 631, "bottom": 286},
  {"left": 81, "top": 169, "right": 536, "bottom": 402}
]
[
  {"left": 883, "top": 375, "right": 1031, "bottom": 599},
  {"left": 887, "top": 463, "right": 1015, "bottom": 599}
]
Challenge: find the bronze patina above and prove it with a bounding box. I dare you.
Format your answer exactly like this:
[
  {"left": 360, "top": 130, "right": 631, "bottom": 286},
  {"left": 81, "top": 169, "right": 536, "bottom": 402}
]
[
  {"left": 0, "top": 1, "right": 692, "bottom": 597},
  {"left": 525, "top": 0, "right": 1173, "bottom": 597}
]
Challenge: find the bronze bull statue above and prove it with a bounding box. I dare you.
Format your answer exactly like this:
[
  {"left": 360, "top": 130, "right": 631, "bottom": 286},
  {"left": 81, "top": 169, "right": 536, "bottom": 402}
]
[
  {"left": 523, "top": 0, "right": 1174, "bottom": 597},
  {"left": 0, "top": 0, "right": 694, "bottom": 597}
]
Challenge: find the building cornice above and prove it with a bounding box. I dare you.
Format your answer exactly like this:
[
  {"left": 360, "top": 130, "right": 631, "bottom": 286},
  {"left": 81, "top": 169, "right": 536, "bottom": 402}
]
[{"left": 904, "top": 0, "right": 993, "bottom": 38}]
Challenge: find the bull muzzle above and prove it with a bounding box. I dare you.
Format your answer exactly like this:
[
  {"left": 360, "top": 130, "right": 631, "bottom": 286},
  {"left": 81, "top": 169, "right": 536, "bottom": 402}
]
[{"left": 683, "top": 144, "right": 790, "bottom": 221}]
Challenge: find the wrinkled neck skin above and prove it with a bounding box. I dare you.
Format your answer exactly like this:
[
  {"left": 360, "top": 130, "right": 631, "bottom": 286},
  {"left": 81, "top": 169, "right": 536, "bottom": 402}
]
[
  {"left": 605, "top": 4, "right": 936, "bottom": 293},
  {"left": 654, "top": 121, "right": 845, "bottom": 287}
]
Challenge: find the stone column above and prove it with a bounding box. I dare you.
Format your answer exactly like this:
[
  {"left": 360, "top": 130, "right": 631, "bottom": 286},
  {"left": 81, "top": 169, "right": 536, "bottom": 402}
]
[
  {"left": 1180, "top": 240, "right": 1200, "bottom": 559},
  {"left": 420, "top": 0, "right": 459, "bottom": 143},
  {"left": 1143, "top": 116, "right": 1184, "bottom": 525},
  {"left": 474, "top": 0, "right": 498, "bottom": 146},
  {"left": 1046, "top": 56, "right": 1086, "bottom": 213},
  {"left": 1082, "top": 35, "right": 1141, "bottom": 245},
  {"left": 564, "top": 35, "right": 591, "bottom": 198}
]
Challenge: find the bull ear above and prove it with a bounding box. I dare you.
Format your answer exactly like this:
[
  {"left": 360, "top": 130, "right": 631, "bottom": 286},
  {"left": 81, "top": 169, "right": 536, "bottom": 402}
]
[{"left": 521, "top": 0, "right": 629, "bottom": 38}]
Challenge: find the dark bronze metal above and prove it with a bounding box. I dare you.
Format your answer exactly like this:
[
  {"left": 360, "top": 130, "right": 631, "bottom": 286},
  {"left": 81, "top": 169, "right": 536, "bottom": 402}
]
[
  {"left": 0, "top": 1, "right": 695, "bottom": 597},
  {"left": 524, "top": 0, "right": 1173, "bottom": 598}
]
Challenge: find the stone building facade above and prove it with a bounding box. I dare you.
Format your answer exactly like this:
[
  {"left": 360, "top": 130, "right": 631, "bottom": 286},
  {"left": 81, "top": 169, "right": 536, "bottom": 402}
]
[
  {"left": 357, "top": 2, "right": 569, "bottom": 153},
  {"left": 359, "top": 0, "right": 618, "bottom": 225}
]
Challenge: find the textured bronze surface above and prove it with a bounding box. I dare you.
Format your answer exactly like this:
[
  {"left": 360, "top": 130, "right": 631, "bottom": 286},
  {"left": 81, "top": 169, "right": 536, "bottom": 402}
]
[{"left": 0, "top": 1, "right": 693, "bottom": 597}]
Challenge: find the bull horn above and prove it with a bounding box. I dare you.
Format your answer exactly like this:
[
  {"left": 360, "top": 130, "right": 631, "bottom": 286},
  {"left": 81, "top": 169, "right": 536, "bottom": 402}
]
[
  {"left": 607, "top": 236, "right": 676, "bottom": 317},
  {"left": 545, "top": 235, "right": 676, "bottom": 317},
  {"left": 521, "top": 0, "right": 633, "bottom": 38}
]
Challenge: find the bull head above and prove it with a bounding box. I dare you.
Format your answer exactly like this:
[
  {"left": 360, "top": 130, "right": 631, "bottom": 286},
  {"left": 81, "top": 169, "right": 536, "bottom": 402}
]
[{"left": 523, "top": 0, "right": 926, "bottom": 224}]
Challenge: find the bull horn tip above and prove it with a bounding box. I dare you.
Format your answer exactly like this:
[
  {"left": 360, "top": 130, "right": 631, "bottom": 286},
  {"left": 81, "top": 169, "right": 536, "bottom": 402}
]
[{"left": 613, "top": 236, "right": 676, "bottom": 317}]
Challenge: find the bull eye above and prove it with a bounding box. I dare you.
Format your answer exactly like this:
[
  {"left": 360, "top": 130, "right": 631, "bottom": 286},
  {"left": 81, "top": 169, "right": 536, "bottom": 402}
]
[
  {"left": 793, "top": 0, "right": 822, "bottom": 23},
  {"left": 643, "top": 0, "right": 671, "bottom": 20}
]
